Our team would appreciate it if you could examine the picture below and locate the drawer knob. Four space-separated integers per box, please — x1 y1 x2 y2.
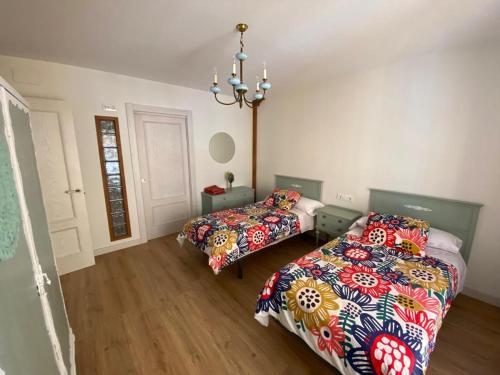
322 215 326 219
338 219 343 223
321 223 325 227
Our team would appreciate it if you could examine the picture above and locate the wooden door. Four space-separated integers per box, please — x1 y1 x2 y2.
27 98 94 275
134 112 192 239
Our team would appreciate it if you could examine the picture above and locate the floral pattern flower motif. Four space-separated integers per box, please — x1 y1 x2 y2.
348 313 424 375
223 213 248 227
330 241 385 268
395 228 428 256
363 221 396 247
393 284 442 316
339 265 391 298
394 306 437 345
321 254 350 269
208 253 226 272
247 225 270 251
286 278 339 329
209 230 237 256
293 256 317 269
304 264 337 282
333 284 377 318
378 269 410 285
256 271 295 314
196 224 212 241
263 215 281 224
311 315 345 357
397 262 449 292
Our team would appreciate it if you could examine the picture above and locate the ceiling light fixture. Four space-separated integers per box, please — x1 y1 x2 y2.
210 23 271 108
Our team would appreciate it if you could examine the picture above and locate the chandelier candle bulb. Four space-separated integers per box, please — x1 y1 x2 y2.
263 62 267 79
213 68 218 84
256 76 260 91
232 59 236 75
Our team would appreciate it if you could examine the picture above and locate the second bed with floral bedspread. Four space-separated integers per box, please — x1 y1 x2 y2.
177 202 301 274
255 232 458 375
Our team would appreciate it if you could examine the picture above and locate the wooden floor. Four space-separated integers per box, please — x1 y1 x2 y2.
61 234 500 375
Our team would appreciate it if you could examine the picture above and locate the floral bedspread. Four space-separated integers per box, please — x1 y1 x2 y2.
177 203 301 274
255 234 458 375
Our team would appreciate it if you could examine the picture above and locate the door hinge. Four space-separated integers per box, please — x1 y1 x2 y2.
35 264 52 297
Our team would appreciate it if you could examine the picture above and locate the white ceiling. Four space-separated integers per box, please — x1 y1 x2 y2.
1 0 500 94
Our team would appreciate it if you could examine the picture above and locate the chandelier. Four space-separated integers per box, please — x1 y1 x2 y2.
210 23 271 108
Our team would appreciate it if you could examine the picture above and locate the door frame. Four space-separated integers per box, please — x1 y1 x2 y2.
125 103 197 242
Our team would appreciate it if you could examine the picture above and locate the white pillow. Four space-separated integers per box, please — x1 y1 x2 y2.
294 197 325 216
349 215 368 229
427 228 462 254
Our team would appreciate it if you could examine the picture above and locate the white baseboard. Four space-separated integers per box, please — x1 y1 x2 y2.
94 237 147 256
462 287 500 307
69 328 76 375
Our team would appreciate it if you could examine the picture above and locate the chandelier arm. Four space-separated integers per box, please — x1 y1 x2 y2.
243 100 255 109
232 86 240 101
242 93 253 105
214 94 238 106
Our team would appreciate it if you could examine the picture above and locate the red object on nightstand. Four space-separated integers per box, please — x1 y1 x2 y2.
204 185 225 195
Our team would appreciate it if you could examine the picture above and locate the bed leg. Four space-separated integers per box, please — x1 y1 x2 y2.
237 262 243 279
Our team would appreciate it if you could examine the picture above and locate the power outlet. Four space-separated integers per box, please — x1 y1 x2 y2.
336 193 354 202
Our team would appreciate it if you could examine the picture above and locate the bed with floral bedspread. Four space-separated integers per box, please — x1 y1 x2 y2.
255 227 458 374
177 202 301 274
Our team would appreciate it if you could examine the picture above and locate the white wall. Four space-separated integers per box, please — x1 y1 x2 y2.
0 55 251 254
258 41 500 306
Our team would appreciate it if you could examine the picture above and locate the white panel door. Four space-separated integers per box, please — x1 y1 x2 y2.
27 98 95 275
135 112 192 239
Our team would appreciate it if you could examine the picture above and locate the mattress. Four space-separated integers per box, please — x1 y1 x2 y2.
291 207 315 233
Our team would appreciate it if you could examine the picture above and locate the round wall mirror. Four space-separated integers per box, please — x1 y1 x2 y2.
209 132 235 164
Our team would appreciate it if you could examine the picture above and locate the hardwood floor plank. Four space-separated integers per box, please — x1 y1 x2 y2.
61 234 500 374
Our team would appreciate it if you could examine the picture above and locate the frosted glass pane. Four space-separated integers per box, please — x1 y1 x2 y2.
100 120 115 134
101 134 117 147
112 213 125 226
107 175 121 187
113 224 127 237
105 162 120 174
104 148 118 161
108 187 122 200
110 199 124 213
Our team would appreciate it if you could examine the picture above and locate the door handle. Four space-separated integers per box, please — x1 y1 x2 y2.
65 189 82 194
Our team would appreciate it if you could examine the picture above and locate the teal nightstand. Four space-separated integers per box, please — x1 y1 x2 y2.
315 205 362 245
201 186 255 214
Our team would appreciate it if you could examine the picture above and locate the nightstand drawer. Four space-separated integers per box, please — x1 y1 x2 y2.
201 186 255 214
317 221 349 236
227 191 253 202
318 213 348 227
315 204 362 245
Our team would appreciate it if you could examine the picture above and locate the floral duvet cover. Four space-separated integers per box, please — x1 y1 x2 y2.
255 234 458 375
177 202 301 274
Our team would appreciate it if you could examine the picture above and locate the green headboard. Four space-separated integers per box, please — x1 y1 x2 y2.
369 189 482 263
275 175 323 201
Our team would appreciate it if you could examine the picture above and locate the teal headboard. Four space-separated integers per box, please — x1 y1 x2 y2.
275 175 323 201
369 189 482 263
